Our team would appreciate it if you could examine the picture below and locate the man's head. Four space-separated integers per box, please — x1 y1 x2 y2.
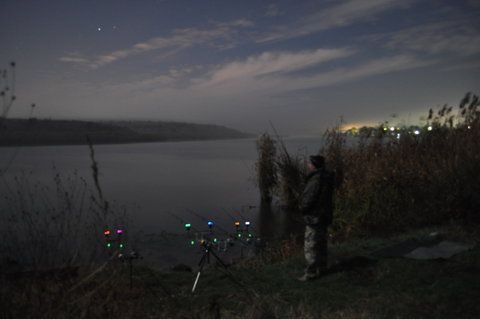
308 155 325 171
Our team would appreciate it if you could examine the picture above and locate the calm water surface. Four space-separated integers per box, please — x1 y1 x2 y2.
0 137 324 233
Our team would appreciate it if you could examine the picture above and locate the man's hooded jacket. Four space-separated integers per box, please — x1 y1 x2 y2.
299 168 334 225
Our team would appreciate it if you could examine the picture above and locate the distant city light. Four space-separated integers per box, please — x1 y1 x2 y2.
390 127 395 131
396 133 401 139
245 221 251 226
468 126 471 130
383 127 388 131
428 126 432 131
414 130 420 135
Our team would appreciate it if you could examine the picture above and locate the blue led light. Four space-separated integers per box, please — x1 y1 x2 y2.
207 221 214 227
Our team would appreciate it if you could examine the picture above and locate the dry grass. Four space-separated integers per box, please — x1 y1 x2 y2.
328 92 480 239
255 93 480 241
256 133 278 205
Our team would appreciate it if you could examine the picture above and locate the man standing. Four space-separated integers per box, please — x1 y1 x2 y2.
298 155 334 281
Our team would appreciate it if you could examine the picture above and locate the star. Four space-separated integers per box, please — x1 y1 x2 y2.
97 26 102 31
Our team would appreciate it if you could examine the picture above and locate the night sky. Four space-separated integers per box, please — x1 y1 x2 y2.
1 0 479 134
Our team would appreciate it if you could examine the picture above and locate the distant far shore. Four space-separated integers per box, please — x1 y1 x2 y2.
0 118 255 147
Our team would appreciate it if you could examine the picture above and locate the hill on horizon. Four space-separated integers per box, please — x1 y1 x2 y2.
0 118 254 147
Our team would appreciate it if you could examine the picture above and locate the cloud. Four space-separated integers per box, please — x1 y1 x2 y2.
59 56 90 63
281 55 434 91
385 21 480 56
104 49 433 102
60 19 254 69
98 47 354 99
265 4 282 17
192 54 434 97
440 60 480 72
198 48 354 87
257 0 415 42
105 67 197 93
216 18 254 28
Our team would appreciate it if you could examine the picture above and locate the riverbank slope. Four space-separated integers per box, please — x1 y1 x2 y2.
4 224 479 318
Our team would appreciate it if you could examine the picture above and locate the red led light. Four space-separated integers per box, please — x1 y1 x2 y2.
104 230 111 236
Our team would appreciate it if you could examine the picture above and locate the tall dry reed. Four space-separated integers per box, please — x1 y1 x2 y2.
328 92 480 238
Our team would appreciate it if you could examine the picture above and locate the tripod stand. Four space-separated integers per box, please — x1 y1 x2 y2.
118 251 141 289
192 241 246 293
118 251 172 298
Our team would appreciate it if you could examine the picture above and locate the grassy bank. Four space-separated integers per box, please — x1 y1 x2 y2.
3 224 479 318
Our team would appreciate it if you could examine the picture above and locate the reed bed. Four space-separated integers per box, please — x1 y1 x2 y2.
256 93 480 240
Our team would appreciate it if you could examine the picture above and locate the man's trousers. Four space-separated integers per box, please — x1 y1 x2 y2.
304 223 328 276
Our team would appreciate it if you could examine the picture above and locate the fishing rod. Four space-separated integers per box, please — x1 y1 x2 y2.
220 207 238 223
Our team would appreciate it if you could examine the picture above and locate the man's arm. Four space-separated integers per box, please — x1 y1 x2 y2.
299 175 321 215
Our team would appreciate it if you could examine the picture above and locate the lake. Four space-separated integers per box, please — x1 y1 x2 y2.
0 136 324 234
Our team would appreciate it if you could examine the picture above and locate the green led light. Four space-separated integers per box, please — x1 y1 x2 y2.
213 238 218 243
248 233 253 238
107 242 112 248
185 223 191 228
237 233 242 238
190 240 195 245
119 243 124 249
